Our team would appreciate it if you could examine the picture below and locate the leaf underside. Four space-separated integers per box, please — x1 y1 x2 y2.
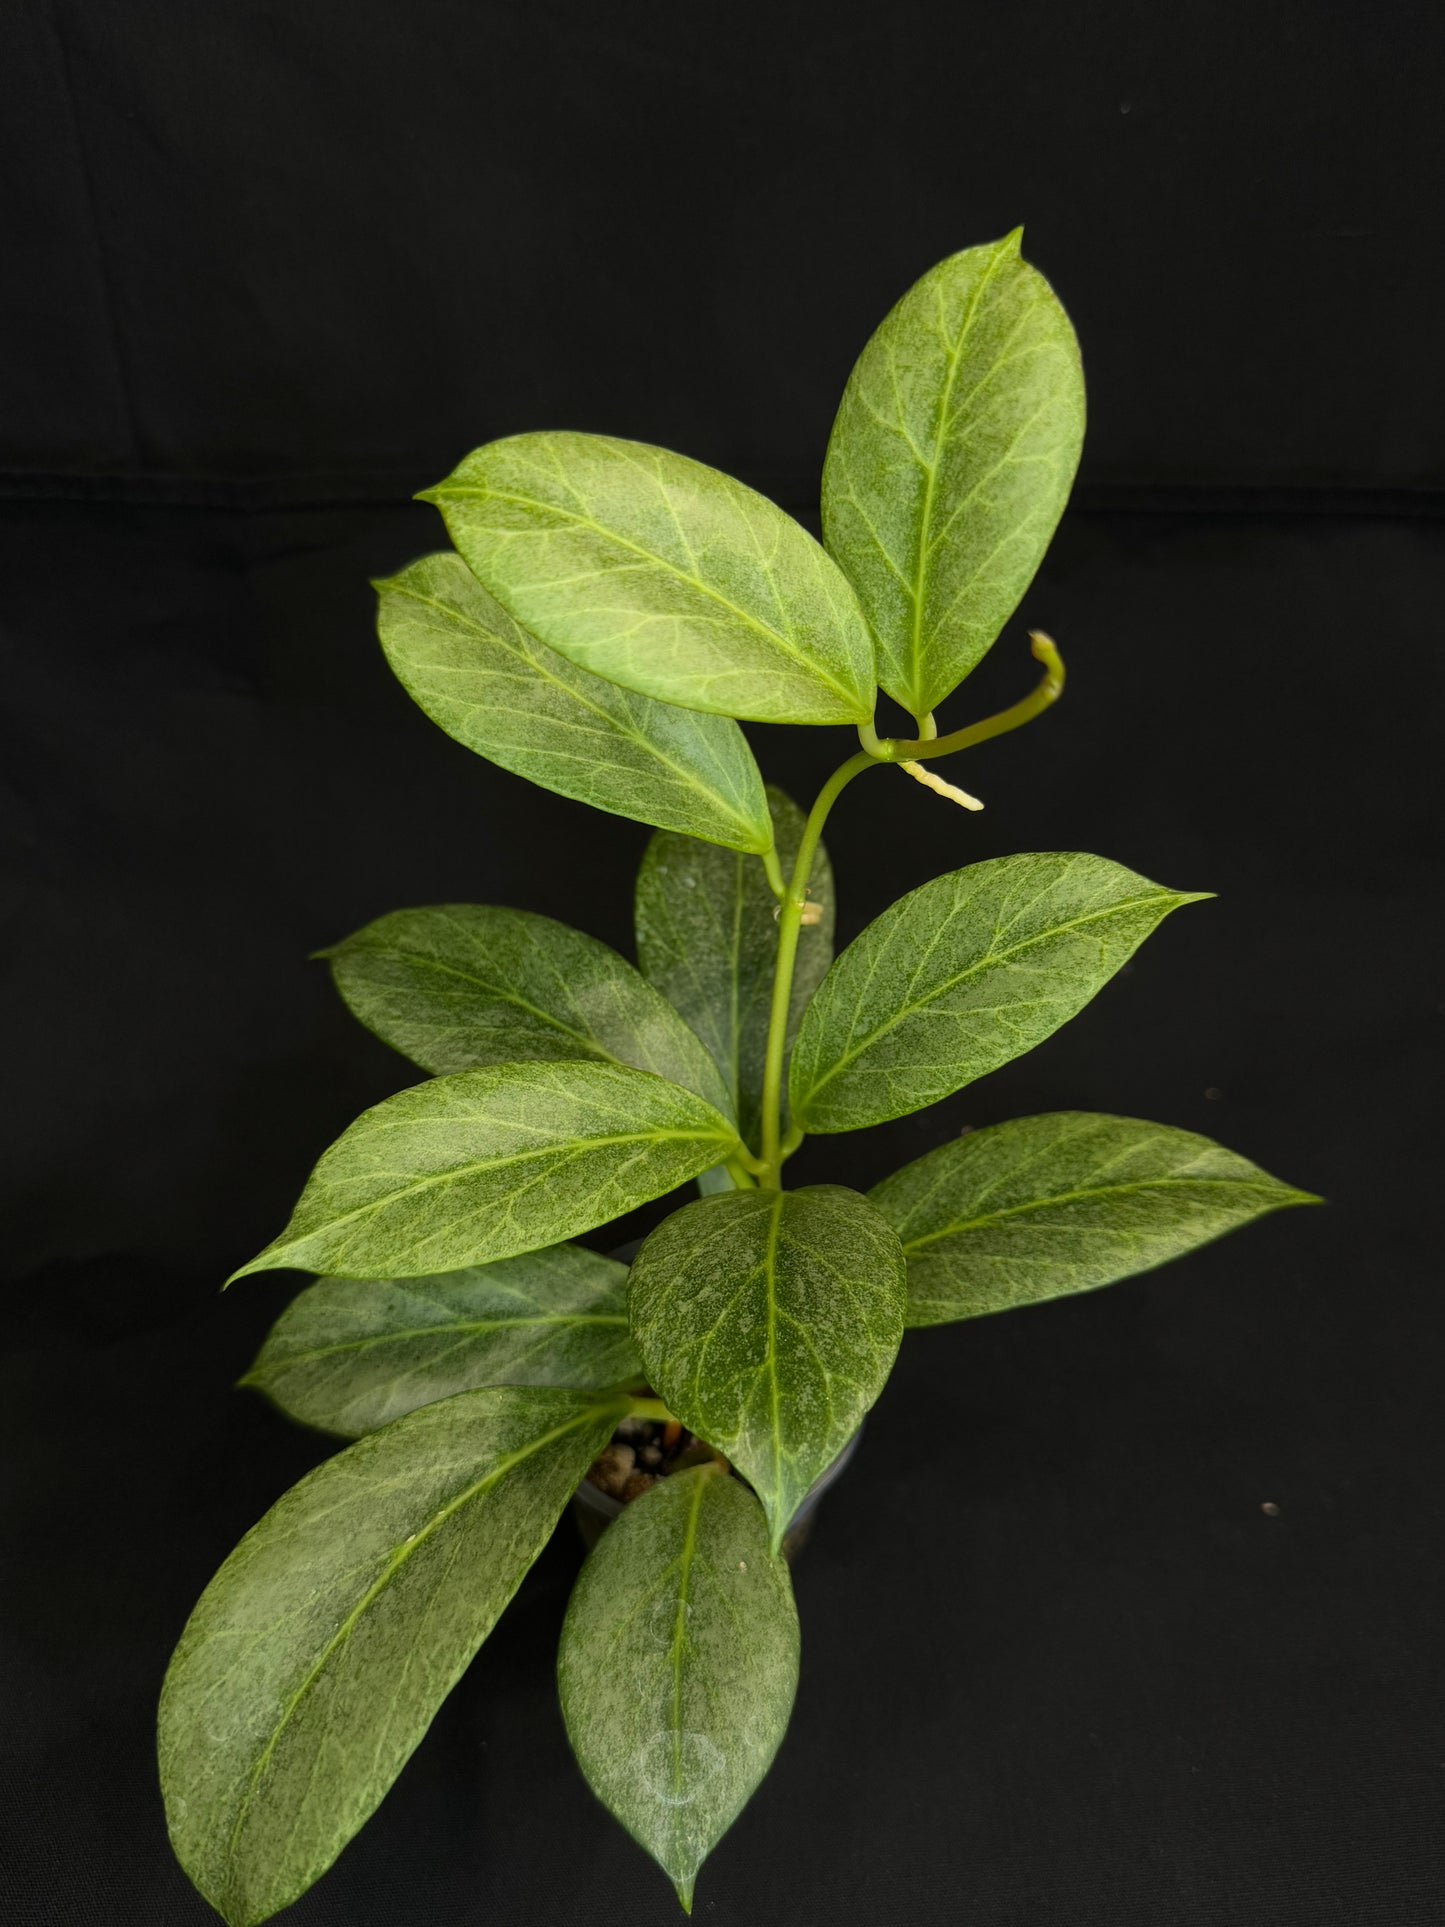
870 1111 1320 1325
376 552 772 851
558 1466 799 1911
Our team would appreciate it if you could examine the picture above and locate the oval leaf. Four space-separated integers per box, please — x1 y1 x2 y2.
558 1465 799 1911
160 1385 623 1927
635 787 835 1152
229 1061 739 1282
243 1245 641 1436
790 853 1207 1134
822 230 1085 720
871 1112 1320 1327
422 433 875 725
378 552 771 852
323 903 734 1119
628 1187 906 1549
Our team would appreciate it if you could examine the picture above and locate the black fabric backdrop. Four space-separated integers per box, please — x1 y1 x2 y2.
2 5 1442 1924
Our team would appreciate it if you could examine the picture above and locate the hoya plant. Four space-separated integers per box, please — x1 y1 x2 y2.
159 231 1315 1924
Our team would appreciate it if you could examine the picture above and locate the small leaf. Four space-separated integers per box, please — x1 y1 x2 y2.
323 903 734 1119
790 853 1207 1134
558 1465 799 1911
377 553 772 852
635 787 834 1152
627 1187 905 1550
422 434 875 725
871 1112 1320 1326
244 1245 641 1436
229 1062 739 1282
822 230 1085 719
160 1385 622 1927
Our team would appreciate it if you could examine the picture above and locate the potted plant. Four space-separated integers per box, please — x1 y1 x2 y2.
158 231 1316 1924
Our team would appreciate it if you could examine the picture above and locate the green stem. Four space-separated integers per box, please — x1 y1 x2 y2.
859 632 1065 764
724 1154 761 1188
627 1396 675 1423
760 843 787 900
757 749 877 1185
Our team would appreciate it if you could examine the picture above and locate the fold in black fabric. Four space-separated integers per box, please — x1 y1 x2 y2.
2 0 1443 495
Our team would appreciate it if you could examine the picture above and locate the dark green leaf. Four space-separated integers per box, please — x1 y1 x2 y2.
821 230 1085 719
160 1385 622 1927
229 1062 739 1282
558 1465 798 1911
323 903 733 1119
628 1187 906 1550
790 853 1206 1133
635 788 834 1152
422 434 875 725
871 1111 1320 1326
377 553 771 851
243 1245 640 1435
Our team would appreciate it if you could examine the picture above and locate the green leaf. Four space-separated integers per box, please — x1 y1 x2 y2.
790 853 1207 1134
229 1062 739 1282
635 787 835 1151
421 433 876 726
871 1112 1320 1327
558 1465 799 1911
160 1385 622 1927
627 1187 906 1551
243 1245 641 1436
322 903 734 1120
821 230 1085 720
377 553 771 852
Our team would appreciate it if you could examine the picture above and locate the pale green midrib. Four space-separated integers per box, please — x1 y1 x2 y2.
389 582 763 839
669 1472 710 1812
799 890 1191 1104
902 242 1012 706
221 1399 620 1891
248 1313 631 1372
436 484 866 713
899 1175 1300 1252
251 1120 737 1265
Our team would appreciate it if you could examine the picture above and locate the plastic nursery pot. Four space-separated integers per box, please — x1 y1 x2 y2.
571 1421 865 1563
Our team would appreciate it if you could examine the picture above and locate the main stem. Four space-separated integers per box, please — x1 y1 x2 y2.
757 749 876 1185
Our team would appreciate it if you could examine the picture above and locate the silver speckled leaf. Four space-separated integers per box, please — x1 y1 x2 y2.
423 433 875 725
161 1386 623 1927
558 1466 798 1911
790 854 1206 1133
822 230 1085 720
323 903 734 1120
377 552 771 851
230 1062 738 1282
635 788 835 1153
627 1186 906 1549
244 1244 640 1435
871 1111 1319 1326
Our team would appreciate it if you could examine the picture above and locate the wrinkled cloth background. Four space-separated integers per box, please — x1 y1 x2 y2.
2 4 1440 1922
